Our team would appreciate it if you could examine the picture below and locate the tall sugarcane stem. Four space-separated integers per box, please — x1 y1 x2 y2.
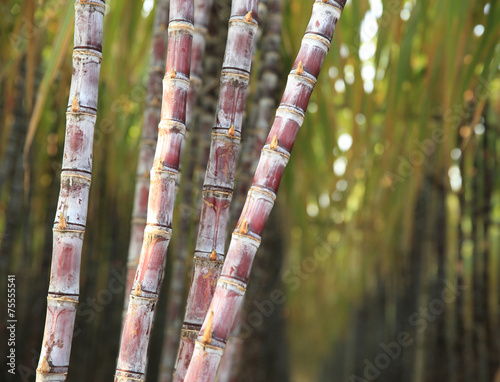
123 0 170 320
36 1 105 381
183 1 346 381
157 0 214 380
217 0 283 377
115 1 194 381
172 0 259 380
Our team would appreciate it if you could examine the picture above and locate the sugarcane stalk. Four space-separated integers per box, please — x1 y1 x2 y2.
194 18 229 199
115 1 194 380
217 0 283 378
173 1 259 380
157 0 214 380
158 20 228 379
230 0 281 227
159 20 228 379
123 0 170 316
184 1 346 380
36 1 105 381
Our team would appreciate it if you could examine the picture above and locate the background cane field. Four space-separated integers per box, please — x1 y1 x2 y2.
1 0 500 381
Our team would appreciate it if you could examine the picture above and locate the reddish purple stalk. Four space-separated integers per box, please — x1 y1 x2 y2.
217 0 283 377
115 0 194 380
124 0 170 315
36 1 105 380
157 0 214 380
184 1 346 380
173 1 259 380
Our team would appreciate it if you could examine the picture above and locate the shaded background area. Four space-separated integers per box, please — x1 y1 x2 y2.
1 0 499 381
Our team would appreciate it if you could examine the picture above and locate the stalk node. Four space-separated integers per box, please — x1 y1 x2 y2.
167 68 177 78
72 95 79 112
39 356 51 373
210 250 217 261
202 309 214 345
270 135 278 150
296 61 304 75
134 283 142 296
58 212 67 230
239 219 249 234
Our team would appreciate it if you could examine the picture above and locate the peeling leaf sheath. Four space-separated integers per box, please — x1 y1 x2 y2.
184 1 346 381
